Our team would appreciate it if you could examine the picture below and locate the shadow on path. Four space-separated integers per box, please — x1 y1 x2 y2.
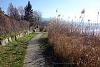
38 38 77 67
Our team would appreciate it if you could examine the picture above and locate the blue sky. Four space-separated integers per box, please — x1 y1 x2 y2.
1 0 100 22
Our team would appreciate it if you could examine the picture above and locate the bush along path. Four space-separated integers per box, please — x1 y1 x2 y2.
23 33 51 67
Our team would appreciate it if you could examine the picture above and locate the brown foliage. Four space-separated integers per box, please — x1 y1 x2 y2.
0 14 29 35
48 19 100 67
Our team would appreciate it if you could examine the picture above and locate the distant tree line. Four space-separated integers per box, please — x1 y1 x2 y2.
7 1 41 27
0 1 45 35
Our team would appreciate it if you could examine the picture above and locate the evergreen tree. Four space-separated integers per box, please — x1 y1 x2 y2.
0 7 4 15
24 1 33 22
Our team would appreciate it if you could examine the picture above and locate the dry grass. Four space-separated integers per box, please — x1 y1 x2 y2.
48 19 100 67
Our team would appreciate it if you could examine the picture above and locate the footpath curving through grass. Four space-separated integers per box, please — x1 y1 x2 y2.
0 32 37 67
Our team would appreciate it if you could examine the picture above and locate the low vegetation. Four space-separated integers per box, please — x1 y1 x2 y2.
48 19 100 67
39 32 48 50
38 32 54 67
0 33 37 67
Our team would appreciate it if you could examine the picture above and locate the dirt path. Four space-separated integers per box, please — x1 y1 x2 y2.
23 33 49 67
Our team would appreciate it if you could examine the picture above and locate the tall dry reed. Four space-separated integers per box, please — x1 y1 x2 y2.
48 18 100 67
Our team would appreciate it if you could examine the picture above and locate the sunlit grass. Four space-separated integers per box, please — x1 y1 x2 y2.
39 32 48 49
0 33 37 67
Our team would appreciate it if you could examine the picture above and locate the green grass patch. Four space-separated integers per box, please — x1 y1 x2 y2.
0 32 37 67
38 32 54 66
38 32 50 57
39 32 48 49
41 32 48 38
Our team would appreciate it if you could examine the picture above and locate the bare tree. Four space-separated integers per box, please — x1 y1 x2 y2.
7 3 20 20
33 11 42 25
18 6 25 20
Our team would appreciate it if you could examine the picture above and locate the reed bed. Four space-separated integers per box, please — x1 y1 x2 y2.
48 18 100 67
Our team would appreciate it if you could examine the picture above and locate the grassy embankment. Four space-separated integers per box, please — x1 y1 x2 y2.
0 32 37 67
